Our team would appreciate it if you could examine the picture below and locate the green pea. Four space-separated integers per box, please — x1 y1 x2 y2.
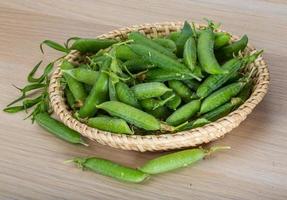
96 101 161 131
175 21 193 57
115 81 141 109
131 82 172 100
139 146 230 174
152 38 177 52
200 81 245 114
62 68 99 85
214 32 231 49
70 38 117 53
128 32 177 59
197 28 227 74
166 99 200 126
78 58 111 118
183 37 197 71
168 80 196 102
70 157 149 183
115 45 139 61
87 115 133 134
162 91 182 110
34 113 87 145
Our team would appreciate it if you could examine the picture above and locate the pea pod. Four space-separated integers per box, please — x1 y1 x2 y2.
140 94 174 111
116 81 141 109
214 32 231 49
167 31 180 42
216 35 248 61
34 113 87 145
65 87 76 110
96 101 161 131
128 32 177 58
70 157 149 183
183 37 197 71
139 146 230 174
129 44 201 81
168 80 196 102
145 68 192 82
147 106 170 120
3 95 42 113
200 81 245 114
166 99 200 126
131 82 172 100
70 38 117 53
197 28 227 74
78 58 111 118
62 68 99 85
108 77 118 101
153 38 177 52
175 21 193 57
124 59 154 72
182 79 200 90
162 91 182 110
88 115 133 134
115 45 139 61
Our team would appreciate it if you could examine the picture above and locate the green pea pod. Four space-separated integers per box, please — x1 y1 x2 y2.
70 157 149 183
175 21 193 57
115 81 141 109
128 32 177 59
65 87 76 110
40 40 69 54
115 45 139 61
140 94 174 111
87 115 133 134
166 99 201 126
129 44 201 81
152 38 177 52
193 65 204 79
124 59 154 72
3 106 25 113
200 81 245 114
168 80 196 102
216 35 248 61
34 113 87 145
182 79 200 90
237 81 253 102
214 32 231 49
162 91 182 110
62 68 99 85
70 38 117 53
108 77 118 101
197 28 228 74
97 101 161 131
183 37 197 71
145 68 193 82
131 82 172 100
147 106 170 120
167 31 180 42
78 58 111 118
139 146 230 174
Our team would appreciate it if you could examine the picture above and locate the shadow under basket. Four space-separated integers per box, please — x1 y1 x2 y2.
48 21 270 152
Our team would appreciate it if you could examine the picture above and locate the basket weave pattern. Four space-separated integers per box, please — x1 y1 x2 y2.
48 22 269 152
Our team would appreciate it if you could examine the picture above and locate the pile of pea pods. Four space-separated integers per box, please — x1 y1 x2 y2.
59 21 261 135
4 20 262 183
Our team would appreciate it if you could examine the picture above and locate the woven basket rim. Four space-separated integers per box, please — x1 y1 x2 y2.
48 21 270 152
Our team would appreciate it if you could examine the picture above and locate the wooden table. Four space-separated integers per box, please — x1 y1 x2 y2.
0 1 286 199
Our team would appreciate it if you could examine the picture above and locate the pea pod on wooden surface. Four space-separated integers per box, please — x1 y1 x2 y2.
166 99 201 126
116 81 141 109
34 113 87 145
128 32 177 59
139 146 230 174
70 157 149 183
168 80 196 102
70 38 117 53
131 82 172 100
88 115 133 134
197 28 228 74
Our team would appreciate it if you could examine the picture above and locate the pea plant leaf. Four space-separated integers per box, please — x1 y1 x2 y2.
40 40 69 54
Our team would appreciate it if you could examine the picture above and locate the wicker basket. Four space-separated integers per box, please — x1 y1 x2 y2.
48 22 269 152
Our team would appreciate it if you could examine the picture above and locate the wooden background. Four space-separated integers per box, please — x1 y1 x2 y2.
0 0 286 199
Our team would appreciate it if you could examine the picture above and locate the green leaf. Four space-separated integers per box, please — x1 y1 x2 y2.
28 62 54 83
40 40 69 54
3 106 24 113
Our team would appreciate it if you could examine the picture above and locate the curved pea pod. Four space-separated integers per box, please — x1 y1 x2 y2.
147 106 170 120
128 44 201 81
78 59 111 118
197 28 228 75
128 32 177 58
139 146 230 174
168 80 196 102
131 82 172 100
152 38 177 52
115 45 139 61
196 58 243 98
145 68 192 82
162 91 182 110
216 35 248 61
70 157 149 183
182 79 200 90
175 21 193 57
200 81 245 114
124 59 154 72
166 99 200 126
183 37 197 71
167 31 180 42
70 38 117 53
214 32 231 49
96 101 161 131
87 115 133 134
34 113 87 145
115 81 141 109
62 68 99 85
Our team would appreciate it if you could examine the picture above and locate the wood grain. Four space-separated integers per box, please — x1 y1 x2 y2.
0 0 286 199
